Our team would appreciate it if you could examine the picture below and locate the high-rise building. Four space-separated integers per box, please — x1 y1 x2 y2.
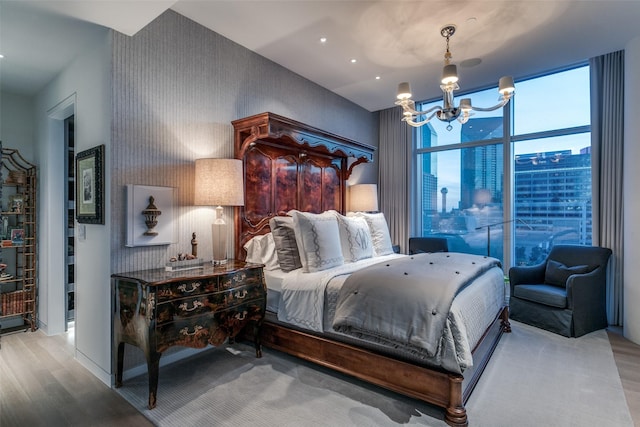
419 123 439 232
514 149 592 246
460 117 504 209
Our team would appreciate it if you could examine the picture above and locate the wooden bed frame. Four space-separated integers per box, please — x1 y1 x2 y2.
232 112 511 426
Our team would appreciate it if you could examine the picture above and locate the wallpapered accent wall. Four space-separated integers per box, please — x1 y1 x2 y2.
110 10 378 275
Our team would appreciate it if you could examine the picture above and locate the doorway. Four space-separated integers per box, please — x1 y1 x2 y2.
64 116 75 326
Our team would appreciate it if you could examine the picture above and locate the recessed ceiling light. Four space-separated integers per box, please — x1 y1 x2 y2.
460 58 482 68
350 58 357 63
319 37 327 44
0 54 4 59
375 76 381 80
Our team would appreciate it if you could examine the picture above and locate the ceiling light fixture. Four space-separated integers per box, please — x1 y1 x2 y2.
395 25 515 131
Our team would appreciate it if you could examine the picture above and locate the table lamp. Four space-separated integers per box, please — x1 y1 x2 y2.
194 158 244 264
349 184 379 213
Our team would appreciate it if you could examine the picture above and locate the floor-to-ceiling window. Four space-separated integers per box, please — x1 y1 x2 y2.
414 65 591 267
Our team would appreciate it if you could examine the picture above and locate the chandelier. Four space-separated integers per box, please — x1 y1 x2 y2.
395 25 515 131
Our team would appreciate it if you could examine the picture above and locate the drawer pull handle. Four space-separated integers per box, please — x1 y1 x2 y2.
234 290 247 299
234 311 248 321
178 282 201 293
178 300 204 312
179 325 204 336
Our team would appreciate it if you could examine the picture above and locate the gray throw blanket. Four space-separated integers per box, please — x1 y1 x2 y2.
332 253 501 357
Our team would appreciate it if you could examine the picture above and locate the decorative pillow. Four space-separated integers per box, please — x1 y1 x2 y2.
334 213 373 262
348 212 394 256
269 216 302 272
544 260 591 287
243 233 279 271
289 210 344 273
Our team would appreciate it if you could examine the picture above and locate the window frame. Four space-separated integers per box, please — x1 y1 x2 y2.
411 63 591 269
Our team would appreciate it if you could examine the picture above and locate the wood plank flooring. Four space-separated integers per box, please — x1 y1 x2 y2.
0 326 638 426
0 328 151 427
608 327 640 426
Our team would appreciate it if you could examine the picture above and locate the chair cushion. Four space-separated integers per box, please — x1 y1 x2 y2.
544 260 590 287
513 284 568 308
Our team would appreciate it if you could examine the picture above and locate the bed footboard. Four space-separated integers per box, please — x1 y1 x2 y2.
256 305 509 427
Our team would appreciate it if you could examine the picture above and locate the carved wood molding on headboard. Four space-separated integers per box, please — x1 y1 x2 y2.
232 112 376 260
232 112 375 177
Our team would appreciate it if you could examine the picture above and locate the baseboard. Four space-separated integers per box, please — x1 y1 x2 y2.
76 348 111 386
120 346 212 383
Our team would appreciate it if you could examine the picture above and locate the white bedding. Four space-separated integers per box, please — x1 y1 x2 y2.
264 254 507 373
264 268 287 313
277 254 404 331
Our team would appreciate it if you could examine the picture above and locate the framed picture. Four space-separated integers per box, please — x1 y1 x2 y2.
9 195 25 213
10 228 25 246
125 185 176 247
76 144 104 224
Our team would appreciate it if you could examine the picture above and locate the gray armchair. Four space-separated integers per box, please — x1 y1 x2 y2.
408 237 449 254
508 244 612 337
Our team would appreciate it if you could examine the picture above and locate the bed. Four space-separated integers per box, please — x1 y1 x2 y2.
232 112 511 426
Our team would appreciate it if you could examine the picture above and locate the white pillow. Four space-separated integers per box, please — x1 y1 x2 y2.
243 233 280 271
348 212 394 256
334 213 373 262
289 210 344 272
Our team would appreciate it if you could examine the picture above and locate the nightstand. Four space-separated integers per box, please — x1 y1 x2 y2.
112 260 266 409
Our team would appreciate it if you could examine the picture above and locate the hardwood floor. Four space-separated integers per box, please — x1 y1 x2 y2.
0 326 638 426
608 327 640 426
0 327 152 427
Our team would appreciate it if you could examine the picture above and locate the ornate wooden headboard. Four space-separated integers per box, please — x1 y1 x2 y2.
232 112 375 260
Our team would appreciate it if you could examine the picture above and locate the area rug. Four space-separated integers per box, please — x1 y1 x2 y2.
116 321 633 426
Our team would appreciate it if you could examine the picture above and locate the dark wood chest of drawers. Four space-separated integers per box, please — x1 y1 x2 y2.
112 261 266 409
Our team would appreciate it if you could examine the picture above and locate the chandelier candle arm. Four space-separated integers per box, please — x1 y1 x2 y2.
394 25 515 130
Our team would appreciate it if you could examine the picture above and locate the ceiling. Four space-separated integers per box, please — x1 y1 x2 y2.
1 1 640 112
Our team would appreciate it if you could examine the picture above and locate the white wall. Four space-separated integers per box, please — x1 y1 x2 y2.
34 29 112 383
623 36 640 345
0 92 36 159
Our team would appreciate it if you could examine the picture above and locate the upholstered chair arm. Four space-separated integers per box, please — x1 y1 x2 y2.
565 266 606 311
508 262 546 295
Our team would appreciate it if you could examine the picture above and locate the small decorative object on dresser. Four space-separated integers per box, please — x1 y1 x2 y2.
112 260 266 409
